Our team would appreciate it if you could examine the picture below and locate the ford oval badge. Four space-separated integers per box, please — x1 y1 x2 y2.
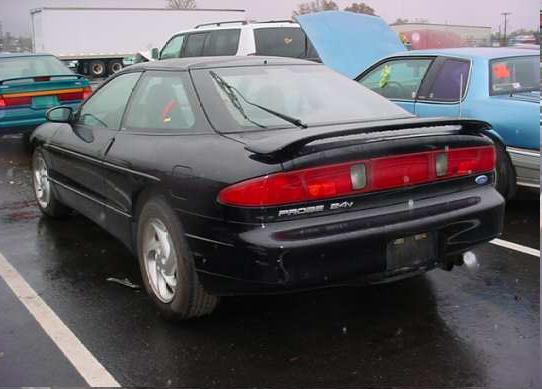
475 175 489 185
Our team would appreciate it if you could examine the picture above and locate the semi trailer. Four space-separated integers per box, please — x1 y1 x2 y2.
30 7 246 78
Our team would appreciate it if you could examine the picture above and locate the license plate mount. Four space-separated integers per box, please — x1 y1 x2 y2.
386 232 436 271
32 95 58 109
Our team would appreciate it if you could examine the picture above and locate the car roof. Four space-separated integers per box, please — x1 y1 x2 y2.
125 55 316 72
171 20 300 36
0 52 55 59
392 47 540 60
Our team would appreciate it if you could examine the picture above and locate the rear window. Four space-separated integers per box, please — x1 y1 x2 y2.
489 56 539 95
194 64 409 132
0 55 72 80
254 27 319 59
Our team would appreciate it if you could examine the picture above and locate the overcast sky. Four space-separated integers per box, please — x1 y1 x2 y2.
0 0 539 36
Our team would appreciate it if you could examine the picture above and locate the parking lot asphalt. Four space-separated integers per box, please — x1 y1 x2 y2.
0 134 539 388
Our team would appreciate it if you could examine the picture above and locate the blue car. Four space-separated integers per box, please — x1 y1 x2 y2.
0 53 91 136
297 12 540 198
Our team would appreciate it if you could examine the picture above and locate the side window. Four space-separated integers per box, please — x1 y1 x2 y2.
160 35 185 60
78 72 140 129
202 29 241 56
123 71 196 132
419 59 470 102
183 33 209 57
359 59 433 100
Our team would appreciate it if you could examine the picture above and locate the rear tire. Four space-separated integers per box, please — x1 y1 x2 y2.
495 143 517 200
137 196 219 320
31 148 71 218
107 60 123 75
89 60 106 78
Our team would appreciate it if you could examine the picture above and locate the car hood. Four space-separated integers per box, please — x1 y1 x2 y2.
297 11 405 78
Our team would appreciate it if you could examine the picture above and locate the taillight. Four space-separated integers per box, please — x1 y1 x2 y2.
0 95 32 108
82 86 92 100
218 146 496 207
58 86 92 102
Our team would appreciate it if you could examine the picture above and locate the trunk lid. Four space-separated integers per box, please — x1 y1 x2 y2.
296 11 405 78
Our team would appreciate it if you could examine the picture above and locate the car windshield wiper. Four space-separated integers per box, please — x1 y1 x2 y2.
210 71 308 129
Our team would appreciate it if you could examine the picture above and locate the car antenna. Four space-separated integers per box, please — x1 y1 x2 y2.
458 72 464 118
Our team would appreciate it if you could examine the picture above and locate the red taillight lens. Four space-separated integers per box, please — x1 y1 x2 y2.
447 146 496 176
0 95 32 107
218 146 496 207
82 86 92 100
58 92 82 101
58 86 92 102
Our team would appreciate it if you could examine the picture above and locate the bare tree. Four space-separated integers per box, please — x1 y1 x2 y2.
344 2 376 15
293 0 338 16
167 0 197 9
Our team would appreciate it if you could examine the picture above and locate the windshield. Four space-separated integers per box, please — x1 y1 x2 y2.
489 56 539 95
195 64 410 132
0 55 73 80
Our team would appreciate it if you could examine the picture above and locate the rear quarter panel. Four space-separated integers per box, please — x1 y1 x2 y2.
456 56 539 150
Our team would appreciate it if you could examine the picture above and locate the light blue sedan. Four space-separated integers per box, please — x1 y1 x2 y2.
355 48 539 197
297 12 540 198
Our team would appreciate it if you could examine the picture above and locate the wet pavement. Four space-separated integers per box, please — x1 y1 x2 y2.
0 134 539 387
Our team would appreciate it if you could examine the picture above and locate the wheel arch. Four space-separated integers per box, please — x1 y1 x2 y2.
129 185 174 250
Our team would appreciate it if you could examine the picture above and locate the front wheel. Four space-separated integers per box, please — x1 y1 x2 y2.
137 197 219 320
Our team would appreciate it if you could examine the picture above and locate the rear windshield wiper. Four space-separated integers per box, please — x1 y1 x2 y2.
210 71 267 129
210 71 308 129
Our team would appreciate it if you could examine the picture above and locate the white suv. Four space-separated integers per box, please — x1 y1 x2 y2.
156 20 320 61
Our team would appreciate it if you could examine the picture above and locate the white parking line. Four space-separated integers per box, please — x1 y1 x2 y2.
490 239 540 258
0 252 120 387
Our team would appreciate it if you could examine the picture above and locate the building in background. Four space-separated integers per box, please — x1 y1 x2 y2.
391 22 492 49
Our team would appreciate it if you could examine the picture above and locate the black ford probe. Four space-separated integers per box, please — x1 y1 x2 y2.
30 57 504 319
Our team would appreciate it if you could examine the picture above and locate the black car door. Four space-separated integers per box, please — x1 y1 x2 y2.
47 72 141 227
101 70 208 247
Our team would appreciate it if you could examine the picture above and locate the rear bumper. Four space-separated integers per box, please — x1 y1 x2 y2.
186 186 504 295
508 147 540 188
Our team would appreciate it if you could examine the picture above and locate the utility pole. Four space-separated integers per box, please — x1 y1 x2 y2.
501 12 511 46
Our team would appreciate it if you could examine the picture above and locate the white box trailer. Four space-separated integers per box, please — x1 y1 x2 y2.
30 7 247 77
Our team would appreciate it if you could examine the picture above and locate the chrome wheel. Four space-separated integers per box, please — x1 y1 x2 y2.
33 154 51 209
142 218 178 303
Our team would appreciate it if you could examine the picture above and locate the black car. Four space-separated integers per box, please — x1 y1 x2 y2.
30 56 504 320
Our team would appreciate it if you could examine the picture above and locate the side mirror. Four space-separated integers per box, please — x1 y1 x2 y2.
46 106 73 123
151 47 159 60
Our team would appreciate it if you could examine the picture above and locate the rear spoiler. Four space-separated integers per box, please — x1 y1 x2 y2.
0 74 86 85
244 117 492 158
